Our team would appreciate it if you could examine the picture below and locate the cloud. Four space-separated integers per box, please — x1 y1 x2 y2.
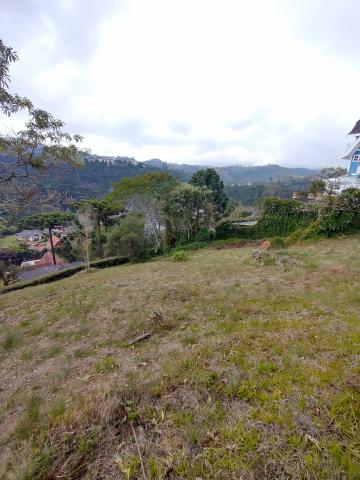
1 0 358 167
283 0 360 63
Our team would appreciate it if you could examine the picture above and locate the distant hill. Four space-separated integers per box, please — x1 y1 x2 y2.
144 158 317 184
1 152 318 200
215 164 318 184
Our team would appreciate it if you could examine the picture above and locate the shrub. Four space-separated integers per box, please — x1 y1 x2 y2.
215 221 257 240
105 214 148 259
318 189 360 236
194 228 212 242
263 254 276 266
256 198 316 237
270 237 286 249
2 331 19 350
173 250 189 262
173 242 206 251
286 221 323 244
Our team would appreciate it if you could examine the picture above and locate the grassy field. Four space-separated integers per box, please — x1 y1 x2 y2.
0 235 23 251
0 237 360 479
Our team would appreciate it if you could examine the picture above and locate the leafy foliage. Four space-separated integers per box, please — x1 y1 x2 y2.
225 177 314 206
71 199 120 259
110 172 177 251
309 179 326 195
255 198 316 237
0 40 82 225
0 40 32 115
106 214 147 258
164 184 214 246
189 168 228 215
19 212 73 234
172 250 189 262
318 188 360 236
110 171 177 202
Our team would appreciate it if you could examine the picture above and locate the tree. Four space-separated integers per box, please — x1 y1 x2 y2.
106 214 147 258
189 168 228 216
320 167 347 179
309 179 326 196
0 40 83 220
19 211 74 265
0 40 32 116
0 111 83 184
163 184 214 245
109 172 177 250
72 199 120 259
76 205 95 271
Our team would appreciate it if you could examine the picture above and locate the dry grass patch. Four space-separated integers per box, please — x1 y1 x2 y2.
0 237 360 478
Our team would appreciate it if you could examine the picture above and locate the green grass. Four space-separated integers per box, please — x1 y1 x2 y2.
0 235 23 251
94 356 117 373
0 236 360 479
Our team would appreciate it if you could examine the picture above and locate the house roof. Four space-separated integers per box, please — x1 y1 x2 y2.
341 135 360 160
49 235 61 247
348 120 360 135
16 229 43 240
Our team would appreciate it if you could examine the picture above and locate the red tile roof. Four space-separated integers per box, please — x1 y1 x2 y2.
47 235 61 249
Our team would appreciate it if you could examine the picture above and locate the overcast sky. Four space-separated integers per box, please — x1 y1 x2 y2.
1 0 360 167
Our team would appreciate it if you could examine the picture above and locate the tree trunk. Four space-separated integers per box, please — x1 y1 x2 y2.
128 241 135 257
97 219 103 259
48 226 56 265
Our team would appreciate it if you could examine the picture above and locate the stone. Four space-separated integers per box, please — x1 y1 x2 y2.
259 240 271 250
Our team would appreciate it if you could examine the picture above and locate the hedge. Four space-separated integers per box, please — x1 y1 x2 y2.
1 256 129 294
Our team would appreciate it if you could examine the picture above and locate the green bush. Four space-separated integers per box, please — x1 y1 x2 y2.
173 242 207 251
90 256 129 269
255 198 316 237
319 189 360 236
270 237 286 249
286 221 323 244
172 250 189 262
105 214 148 259
215 221 257 240
194 228 212 242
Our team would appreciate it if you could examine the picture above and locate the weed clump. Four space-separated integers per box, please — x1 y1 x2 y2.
270 237 286 249
172 250 189 262
2 331 20 350
95 356 117 373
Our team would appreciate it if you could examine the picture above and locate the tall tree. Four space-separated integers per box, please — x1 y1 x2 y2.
189 168 228 216
19 211 73 265
109 172 177 250
76 205 94 271
163 184 214 245
72 199 120 259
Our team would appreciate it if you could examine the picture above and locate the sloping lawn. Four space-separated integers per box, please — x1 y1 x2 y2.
0 235 23 251
0 236 359 479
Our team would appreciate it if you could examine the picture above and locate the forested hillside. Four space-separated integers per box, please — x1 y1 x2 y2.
32 153 318 201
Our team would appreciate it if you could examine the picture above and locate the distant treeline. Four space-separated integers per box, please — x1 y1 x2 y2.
225 177 314 206
37 155 317 202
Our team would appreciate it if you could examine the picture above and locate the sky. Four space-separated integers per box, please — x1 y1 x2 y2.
1 0 360 168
